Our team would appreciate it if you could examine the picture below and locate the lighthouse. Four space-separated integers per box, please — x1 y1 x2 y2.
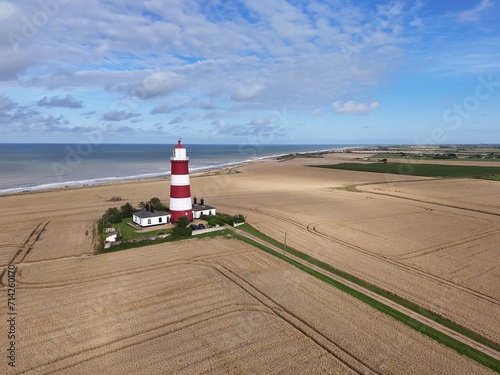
169 139 193 222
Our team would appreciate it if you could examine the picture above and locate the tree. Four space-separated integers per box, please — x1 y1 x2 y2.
176 216 189 228
120 202 135 218
105 207 120 216
149 197 161 207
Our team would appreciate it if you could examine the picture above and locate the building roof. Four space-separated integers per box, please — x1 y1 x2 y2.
134 209 169 219
174 139 185 149
192 204 216 212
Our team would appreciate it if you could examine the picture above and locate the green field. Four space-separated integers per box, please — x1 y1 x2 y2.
371 153 500 162
312 163 500 178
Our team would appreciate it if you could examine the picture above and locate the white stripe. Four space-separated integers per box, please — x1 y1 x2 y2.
171 174 190 186
169 197 192 211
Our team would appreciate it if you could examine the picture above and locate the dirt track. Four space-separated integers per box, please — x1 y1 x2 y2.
231 228 500 361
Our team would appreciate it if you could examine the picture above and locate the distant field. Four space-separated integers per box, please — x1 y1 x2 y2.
313 162 500 178
371 153 500 162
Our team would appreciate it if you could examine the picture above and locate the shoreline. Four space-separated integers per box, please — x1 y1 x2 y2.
0 146 344 197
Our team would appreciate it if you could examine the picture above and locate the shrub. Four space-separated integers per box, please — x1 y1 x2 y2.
172 226 192 238
207 218 224 227
176 216 190 228
103 214 121 224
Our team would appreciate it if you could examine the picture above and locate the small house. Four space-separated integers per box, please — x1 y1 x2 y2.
133 205 171 227
192 197 216 219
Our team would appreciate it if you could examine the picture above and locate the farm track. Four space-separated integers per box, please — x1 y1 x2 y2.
356 184 500 218
12 248 253 289
231 228 500 362
306 223 500 306
0 220 50 285
248 205 499 307
208 261 379 375
395 227 500 260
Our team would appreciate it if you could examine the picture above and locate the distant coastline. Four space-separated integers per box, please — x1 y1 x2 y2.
0 143 344 195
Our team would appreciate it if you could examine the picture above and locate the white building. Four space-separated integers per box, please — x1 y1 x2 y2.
192 197 216 219
133 209 171 227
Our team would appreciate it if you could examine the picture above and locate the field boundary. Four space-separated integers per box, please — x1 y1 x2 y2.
231 224 500 372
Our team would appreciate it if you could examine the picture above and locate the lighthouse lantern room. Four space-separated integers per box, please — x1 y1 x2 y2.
169 139 193 222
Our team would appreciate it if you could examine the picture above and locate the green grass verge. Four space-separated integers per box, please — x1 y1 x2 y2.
98 228 231 254
480 175 500 181
233 231 500 372
312 162 500 179
237 223 500 353
113 218 173 239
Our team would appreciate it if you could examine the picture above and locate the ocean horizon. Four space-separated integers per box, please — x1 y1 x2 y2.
0 143 349 194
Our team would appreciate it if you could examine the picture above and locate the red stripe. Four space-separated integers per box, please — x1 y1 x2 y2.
171 161 189 175
170 210 193 222
170 185 191 198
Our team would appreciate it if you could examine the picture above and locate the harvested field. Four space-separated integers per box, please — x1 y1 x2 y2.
3 238 494 374
0 152 498 373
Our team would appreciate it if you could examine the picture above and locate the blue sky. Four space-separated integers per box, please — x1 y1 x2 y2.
0 0 499 144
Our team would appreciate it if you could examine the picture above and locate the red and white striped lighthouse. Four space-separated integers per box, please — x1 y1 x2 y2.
169 139 193 222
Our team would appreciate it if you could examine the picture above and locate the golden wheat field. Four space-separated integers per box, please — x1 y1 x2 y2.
1 237 494 374
0 152 498 373
199 155 500 342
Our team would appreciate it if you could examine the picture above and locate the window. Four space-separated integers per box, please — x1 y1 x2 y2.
148 219 151 225
159 217 162 223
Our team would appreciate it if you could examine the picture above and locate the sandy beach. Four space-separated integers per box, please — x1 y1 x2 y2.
0 151 498 374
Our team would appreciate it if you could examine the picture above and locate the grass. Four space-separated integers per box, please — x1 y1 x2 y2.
312 162 500 179
333 184 360 192
237 223 500 353
480 175 500 181
232 229 500 373
98 228 231 254
113 218 172 239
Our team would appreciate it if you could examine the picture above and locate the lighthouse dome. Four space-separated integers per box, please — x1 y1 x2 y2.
171 139 188 160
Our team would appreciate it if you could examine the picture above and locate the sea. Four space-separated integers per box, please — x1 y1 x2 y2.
0 143 346 194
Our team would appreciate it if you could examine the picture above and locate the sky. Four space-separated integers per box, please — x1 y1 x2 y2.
0 0 499 144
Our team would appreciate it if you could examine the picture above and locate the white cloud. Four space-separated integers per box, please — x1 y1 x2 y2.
332 100 380 115
231 84 264 101
311 108 324 116
102 110 141 122
134 71 185 99
457 0 494 23
0 1 17 20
